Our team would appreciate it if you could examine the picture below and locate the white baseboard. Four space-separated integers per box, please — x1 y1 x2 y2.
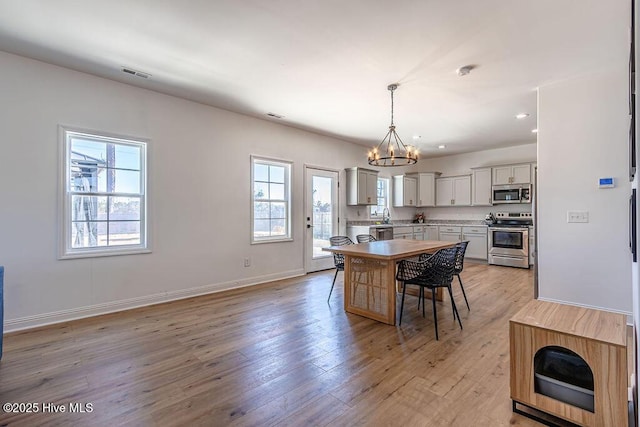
537 296 634 325
4 269 305 333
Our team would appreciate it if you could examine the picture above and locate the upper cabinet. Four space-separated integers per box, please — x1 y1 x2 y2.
471 167 492 206
435 175 471 206
492 163 531 185
393 175 417 207
346 167 378 205
407 172 440 207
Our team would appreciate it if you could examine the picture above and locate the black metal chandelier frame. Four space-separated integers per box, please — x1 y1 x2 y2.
368 83 418 167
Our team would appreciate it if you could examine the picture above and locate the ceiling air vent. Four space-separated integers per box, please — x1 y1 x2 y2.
266 112 283 119
122 67 151 79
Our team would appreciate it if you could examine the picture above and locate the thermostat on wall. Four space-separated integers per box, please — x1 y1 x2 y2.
598 177 615 188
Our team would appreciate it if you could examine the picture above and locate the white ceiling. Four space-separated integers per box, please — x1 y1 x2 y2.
0 1 628 156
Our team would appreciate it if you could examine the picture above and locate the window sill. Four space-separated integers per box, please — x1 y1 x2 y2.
59 247 151 260
251 237 294 245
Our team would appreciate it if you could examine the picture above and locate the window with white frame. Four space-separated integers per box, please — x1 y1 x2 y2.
60 127 148 258
251 156 292 243
370 177 389 217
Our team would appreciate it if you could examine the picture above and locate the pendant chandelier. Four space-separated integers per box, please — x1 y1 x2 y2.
368 83 418 167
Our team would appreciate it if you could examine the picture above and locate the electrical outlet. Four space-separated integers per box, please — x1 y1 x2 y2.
567 211 589 223
244 257 251 267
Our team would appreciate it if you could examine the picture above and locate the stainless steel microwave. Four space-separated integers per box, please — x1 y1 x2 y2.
492 184 531 204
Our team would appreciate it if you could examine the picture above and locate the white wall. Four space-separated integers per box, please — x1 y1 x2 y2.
0 52 377 330
537 67 632 314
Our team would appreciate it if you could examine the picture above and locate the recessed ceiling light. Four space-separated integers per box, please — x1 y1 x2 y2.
516 113 529 119
531 129 538 133
413 135 422 140
438 145 446 149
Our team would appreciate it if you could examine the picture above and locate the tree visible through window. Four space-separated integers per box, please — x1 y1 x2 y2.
61 128 147 258
252 156 292 243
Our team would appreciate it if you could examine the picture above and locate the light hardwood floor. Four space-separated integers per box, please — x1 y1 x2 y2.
0 263 578 426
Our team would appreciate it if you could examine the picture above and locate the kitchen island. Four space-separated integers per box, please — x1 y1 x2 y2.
323 239 456 325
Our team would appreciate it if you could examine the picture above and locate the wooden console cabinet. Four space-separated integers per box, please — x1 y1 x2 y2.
509 300 628 426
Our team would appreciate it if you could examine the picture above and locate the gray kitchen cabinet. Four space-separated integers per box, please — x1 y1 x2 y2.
393 175 417 207
492 163 531 185
408 172 440 207
471 167 492 206
438 225 462 243
412 225 425 240
393 226 413 240
346 167 378 205
436 175 471 206
461 226 488 260
424 225 439 240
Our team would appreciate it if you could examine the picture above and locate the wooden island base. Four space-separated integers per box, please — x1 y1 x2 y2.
324 240 455 325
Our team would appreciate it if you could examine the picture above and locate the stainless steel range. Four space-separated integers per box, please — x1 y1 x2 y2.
488 212 533 269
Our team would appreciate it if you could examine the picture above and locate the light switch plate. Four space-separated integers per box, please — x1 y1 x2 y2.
567 211 589 223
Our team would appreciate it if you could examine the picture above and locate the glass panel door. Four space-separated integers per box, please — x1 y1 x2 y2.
305 167 338 272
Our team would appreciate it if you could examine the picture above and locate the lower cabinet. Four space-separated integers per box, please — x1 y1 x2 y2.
438 226 462 243
424 225 439 240
413 225 425 240
392 225 430 240
393 227 413 240
438 225 488 260
462 226 488 260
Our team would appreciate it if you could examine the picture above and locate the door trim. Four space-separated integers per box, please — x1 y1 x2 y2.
304 164 340 274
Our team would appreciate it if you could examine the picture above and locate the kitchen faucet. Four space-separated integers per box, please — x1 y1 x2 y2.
383 207 390 224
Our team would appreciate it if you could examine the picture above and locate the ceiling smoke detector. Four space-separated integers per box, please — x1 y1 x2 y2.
456 65 475 77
